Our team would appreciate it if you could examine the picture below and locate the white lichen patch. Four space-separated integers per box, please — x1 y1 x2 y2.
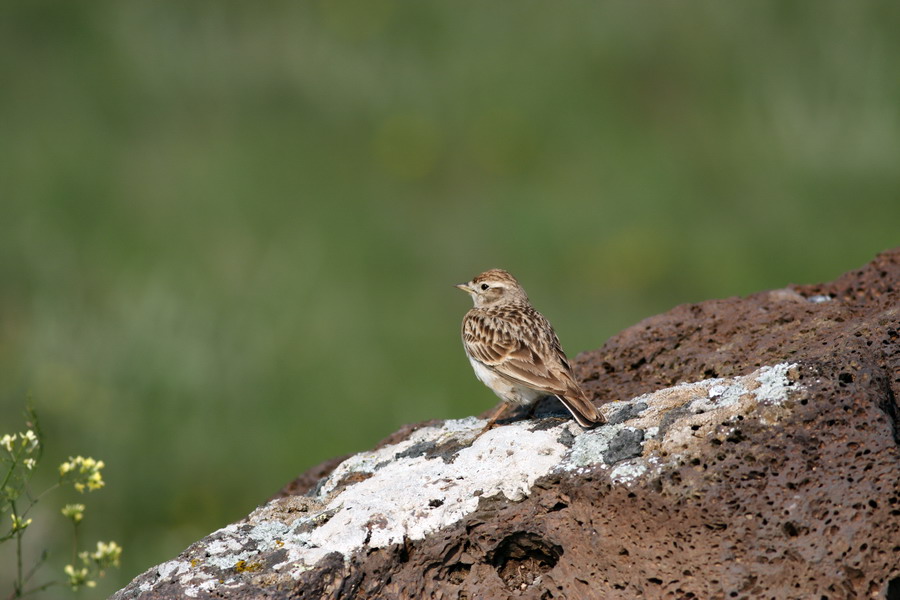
565 423 635 471
156 559 191 581
608 459 648 484
121 422 571 596
205 529 241 555
278 423 569 568
118 363 802 599
566 362 802 486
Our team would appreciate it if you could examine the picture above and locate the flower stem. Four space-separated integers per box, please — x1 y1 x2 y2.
12 500 23 598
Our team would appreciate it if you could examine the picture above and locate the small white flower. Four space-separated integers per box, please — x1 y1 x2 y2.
92 540 123 568
60 456 107 492
61 504 86 523
21 430 39 452
1 433 15 453
64 564 94 590
10 514 32 532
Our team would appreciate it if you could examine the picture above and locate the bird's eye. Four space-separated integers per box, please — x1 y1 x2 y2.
480 283 489 290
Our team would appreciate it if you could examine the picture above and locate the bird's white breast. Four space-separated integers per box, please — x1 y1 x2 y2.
467 356 544 406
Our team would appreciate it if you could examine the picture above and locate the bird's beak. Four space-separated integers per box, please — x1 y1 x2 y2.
455 282 473 294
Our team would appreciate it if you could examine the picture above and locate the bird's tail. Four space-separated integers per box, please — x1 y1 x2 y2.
555 393 606 428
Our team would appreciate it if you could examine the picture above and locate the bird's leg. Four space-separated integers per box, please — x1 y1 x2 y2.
480 403 511 434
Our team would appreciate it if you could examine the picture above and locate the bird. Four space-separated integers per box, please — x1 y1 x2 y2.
456 269 605 430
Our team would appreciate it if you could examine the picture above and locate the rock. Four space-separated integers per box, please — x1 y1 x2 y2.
112 250 900 600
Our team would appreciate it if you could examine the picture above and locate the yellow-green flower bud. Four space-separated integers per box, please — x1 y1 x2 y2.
61 504 86 524
10 514 32 532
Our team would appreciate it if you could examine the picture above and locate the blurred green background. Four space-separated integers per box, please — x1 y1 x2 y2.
1 1 898 597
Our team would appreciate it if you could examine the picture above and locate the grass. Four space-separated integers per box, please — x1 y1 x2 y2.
1 1 898 596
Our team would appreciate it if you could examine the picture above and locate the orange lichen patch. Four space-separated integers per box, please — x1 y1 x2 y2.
233 560 263 574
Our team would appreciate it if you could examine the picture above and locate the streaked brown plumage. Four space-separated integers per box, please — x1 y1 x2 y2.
456 269 605 428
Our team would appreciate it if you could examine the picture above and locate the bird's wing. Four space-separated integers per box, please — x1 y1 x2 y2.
462 308 580 398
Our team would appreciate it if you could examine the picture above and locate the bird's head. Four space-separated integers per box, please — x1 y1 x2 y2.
455 269 529 308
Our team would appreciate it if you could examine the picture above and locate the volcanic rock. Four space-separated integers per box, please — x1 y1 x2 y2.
112 249 900 600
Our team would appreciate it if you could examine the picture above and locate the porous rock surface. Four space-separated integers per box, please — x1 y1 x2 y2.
113 250 900 600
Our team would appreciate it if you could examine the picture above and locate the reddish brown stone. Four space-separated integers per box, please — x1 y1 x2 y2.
574 248 899 412
113 249 900 600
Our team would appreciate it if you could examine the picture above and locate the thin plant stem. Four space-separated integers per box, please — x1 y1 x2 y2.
11 499 23 598
17 581 57 599
1 462 16 497
72 522 80 566
19 483 60 520
23 550 48 587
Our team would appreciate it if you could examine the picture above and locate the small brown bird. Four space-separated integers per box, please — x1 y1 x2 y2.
456 269 605 429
